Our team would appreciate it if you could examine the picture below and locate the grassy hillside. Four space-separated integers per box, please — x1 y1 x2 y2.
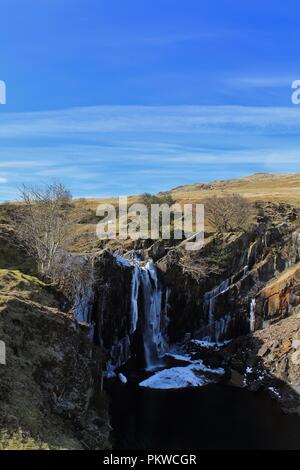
164 173 300 206
69 173 300 251
2 173 300 254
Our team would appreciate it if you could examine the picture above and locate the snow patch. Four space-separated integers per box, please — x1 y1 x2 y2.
139 361 224 390
164 352 192 363
190 339 230 349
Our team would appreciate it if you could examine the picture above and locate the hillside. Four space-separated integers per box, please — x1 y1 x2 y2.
2 173 300 254
69 173 300 251
1 173 300 449
163 173 300 206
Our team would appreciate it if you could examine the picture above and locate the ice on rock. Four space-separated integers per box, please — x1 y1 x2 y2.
139 360 224 390
249 298 256 332
118 373 128 384
203 279 231 342
130 266 140 334
115 255 134 268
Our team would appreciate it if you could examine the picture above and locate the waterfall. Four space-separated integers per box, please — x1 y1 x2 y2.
249 298 256 332
73 252 169 376
128 258 169 369
140 261 168 369
130 266 140 334
203 279 230 342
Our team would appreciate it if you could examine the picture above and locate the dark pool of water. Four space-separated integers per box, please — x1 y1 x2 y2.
106 380 300 450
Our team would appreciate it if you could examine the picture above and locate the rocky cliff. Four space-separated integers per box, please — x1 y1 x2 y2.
91 250 170 372
157 203 300 343
0 223 110 450
88 202 300 416
221 265 300 415
2 197 300 448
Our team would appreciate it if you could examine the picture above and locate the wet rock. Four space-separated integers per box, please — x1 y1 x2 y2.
228 370 245 388
145 240 166 261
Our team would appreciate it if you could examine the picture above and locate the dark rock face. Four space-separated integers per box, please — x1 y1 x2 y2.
157 229 262 342
157 209 300 343
91 205 300 356
84 204 300 420
92 251 134 369
145 240 166 262
221 312 300 415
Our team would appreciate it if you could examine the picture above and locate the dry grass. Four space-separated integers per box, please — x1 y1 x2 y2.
3 173 300 254
167 173 300 207
64 173 300 251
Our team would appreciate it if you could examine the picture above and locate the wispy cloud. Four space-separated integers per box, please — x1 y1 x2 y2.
226 76 294 89
0 105 300 200
1 105 300 139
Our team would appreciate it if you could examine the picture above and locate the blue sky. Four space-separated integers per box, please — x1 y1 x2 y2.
0 0 300 200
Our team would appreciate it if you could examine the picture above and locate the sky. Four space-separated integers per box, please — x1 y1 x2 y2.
0 0 300 200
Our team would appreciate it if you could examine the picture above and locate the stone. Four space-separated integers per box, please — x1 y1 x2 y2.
292 339 300 349
291 349 300 365
228 369 245 388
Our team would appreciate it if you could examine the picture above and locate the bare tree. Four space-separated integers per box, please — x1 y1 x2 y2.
178 251 210 282
50 251 94 316
165 244 226 284
10 183 74 280
205 193 254 233
139 192 174 208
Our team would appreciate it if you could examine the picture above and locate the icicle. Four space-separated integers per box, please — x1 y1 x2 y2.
74 279 94 324
141 261 167 369
130 266 140 334
285 259 292 269
249 298 256 332
214 315 231 342
243 265 249 276
203 279 230 341
114 254 169 370
164 287 171 318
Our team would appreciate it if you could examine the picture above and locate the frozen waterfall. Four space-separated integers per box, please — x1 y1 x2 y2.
128 258 169 369
130 266 140 334
249 298 256 332
141 261 168 368
203 279 230 342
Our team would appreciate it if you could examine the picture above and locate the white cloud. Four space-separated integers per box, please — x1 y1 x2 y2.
226 76 294 88
1 105 300 139
0 104 300 201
